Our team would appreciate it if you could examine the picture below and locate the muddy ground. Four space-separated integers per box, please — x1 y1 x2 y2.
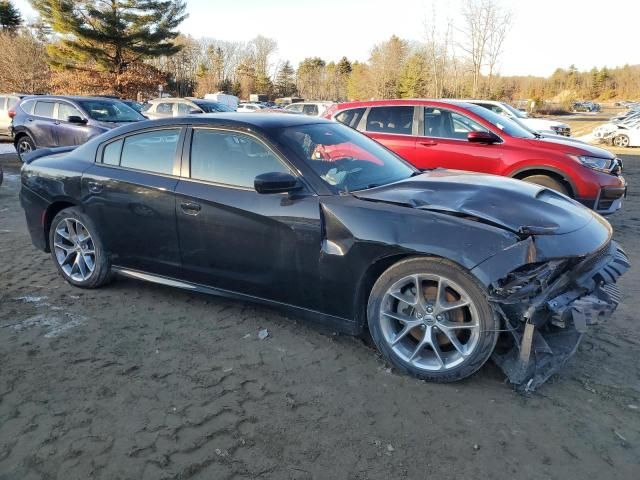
0 136 639 479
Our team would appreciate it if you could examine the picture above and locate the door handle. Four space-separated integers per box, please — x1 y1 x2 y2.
419 140 438 147
87 181 104 193
180 202 201 215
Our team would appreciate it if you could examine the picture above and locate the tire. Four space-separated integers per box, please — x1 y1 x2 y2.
612 134 630 148
520 174 569 196
367 257 499 383
49 207 111 288
15 134 36 161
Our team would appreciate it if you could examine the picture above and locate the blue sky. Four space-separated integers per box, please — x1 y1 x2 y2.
13 0 640 77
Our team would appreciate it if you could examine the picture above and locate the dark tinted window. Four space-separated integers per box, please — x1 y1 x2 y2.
366 106 414 135
57 102 83 121
190 130 288 188
193 101 234 113
103 139 123 165
335 108 366 129
120 129 180 174
302 104 319 116
34 101 56 118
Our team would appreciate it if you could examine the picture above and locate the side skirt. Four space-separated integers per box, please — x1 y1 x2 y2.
112 267 362 336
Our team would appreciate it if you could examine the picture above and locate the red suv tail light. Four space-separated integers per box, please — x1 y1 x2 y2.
8 109 16 119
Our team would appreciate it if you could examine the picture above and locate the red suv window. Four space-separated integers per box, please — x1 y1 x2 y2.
365 106 414 135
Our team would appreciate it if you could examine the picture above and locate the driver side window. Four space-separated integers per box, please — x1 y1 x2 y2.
424 108 488 140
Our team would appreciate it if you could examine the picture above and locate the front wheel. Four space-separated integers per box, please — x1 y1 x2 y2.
49 207 111 288
367 257 499 383
16 134 36 161
612 134 630 148
520 174 569 196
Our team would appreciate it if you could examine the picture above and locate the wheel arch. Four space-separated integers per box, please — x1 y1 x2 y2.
510 166 576 198
43 200 78 252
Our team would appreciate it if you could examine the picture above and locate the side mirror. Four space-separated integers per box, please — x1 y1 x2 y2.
67 115 87 124
255 172 302 194
467 131 500 144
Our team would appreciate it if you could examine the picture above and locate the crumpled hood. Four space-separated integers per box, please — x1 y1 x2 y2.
353 170 597 235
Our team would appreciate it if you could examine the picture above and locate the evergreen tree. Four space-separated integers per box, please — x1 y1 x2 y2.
336 56 352 76
0 1 22 32
274 61 296 97
30 0 187 93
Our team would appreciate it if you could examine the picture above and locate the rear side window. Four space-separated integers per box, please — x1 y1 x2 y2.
335 108 366 129
20 99 35 115
366 106 414 135
176 102 193 114
118 129 180 174
190 129 289 188
34 101 56 118
302 104 318 116
155 103 173 114
103 139 123 165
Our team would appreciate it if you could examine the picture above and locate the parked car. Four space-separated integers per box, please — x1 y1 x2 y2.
204 93 239 110
325 100 626 214
284 101 333 117
19 113 629 389
143 98 235 119
0 93 25 137
121 100 146 114
572 101 600 113
607 124 640 148
236 103 265 113
11 96 146 159
464 100 571 136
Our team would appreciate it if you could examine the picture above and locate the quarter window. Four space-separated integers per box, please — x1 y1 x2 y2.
366 106 414 135
119 129 180 174
103 139 123 165
190 130 289 188
34 101 56 118
20 99 36 115
335 108 366 129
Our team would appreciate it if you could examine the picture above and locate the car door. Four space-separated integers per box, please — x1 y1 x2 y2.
414 106 503 173
81 127 185 277
54 101 92 146
361 105 417 162
174 127 322 306
30 100 59 147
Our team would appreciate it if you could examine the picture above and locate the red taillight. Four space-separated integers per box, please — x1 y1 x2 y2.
8 109 16 119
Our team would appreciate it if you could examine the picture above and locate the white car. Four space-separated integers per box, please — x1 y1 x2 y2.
465 100 571 137
608 123 640 148
284 101 333 117
594 116 640 139
236 103 265 113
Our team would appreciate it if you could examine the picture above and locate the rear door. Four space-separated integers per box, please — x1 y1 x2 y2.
361 105 417 163
414 106 503 173
174 127 322 306
81 127 185 276
30 100 59 147
54 101 92 146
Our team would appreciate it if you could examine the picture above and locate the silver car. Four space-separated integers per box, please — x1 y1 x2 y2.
143 97 235 119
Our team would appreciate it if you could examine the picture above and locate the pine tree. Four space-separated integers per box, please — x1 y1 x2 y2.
30 0 187 93
0 1 22 33
274 61 296 97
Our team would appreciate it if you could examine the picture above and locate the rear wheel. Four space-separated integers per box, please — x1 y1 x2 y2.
367 257 499 382
49 207 111 288
613 134 630 148
16 134 35 161
520 174 569 196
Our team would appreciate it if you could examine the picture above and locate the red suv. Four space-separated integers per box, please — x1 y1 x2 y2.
324 100 626 214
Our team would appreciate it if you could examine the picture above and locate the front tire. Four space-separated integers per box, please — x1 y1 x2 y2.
612 134 630 148
367 257 499 383
49 207 111 288
520 174 569 196
16 134 36 161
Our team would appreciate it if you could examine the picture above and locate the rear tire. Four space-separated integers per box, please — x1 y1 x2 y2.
367 257 499 383
49 207 111 289
15 134 35 161
520 174 569 196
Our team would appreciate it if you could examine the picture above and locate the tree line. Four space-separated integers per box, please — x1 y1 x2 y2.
0 0 638 106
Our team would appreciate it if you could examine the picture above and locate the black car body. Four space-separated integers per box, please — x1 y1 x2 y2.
12 95 145 158
19 114 629 389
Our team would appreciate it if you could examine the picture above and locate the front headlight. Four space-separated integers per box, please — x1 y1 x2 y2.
569 155 613 172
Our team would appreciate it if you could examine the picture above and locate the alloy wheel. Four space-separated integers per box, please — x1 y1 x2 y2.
379 274 480 372
53 218 96 282
613 135 629 147
18 139 33 154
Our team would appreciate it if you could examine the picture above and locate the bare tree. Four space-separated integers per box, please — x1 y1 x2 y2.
0 30 50 93
485 9 512 95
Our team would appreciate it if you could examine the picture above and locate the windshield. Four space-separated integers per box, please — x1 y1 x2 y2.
78 100 144 122
193 101 234 113
276 122 417 192
466 105 535 139
501 102 527 118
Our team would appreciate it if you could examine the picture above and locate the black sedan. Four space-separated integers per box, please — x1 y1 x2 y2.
19 114 629 389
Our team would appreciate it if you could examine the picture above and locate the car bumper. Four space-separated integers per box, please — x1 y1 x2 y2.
577 182 627 214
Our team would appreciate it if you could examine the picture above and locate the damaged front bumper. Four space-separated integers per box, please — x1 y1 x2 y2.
489 241 630 391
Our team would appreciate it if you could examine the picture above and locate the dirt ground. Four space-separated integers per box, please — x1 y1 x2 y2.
0 124 639 479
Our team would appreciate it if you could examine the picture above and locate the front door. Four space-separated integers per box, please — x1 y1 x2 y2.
81 127 185 276
174 127 322 307
54 101 93 146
